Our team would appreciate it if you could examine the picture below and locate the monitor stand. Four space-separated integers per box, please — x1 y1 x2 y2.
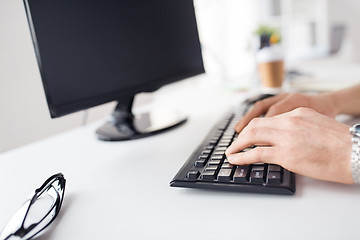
95 96 187 141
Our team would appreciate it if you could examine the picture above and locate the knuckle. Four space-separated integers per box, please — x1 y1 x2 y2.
248 117 261 127
289 92 301 99
268 104 281 114
253 147 277 164
248 127 258 138
286 93 309 107
252 147 266 162
244 124 260 138
292 107 311 115
253 147 263 159
288 115 303 126
287 93 303 102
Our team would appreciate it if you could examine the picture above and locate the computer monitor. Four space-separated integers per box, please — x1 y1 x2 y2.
23 0 205 141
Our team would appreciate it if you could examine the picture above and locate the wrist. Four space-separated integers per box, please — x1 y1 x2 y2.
323 85 360 116
317 92 341 116
331 91 348 115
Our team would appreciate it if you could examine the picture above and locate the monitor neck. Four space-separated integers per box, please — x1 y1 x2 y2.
95 94 187 141
111 96 135 124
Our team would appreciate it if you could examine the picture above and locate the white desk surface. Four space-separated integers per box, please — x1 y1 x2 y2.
1 81 360 240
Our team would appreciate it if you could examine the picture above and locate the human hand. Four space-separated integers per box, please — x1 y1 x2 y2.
226 107 353 184
235 92 338 133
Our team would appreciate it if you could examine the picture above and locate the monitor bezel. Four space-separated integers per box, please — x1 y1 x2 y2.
23 0 205 118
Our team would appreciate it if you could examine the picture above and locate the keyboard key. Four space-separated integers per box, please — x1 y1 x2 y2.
208 160 221 165
187 171 200 179
218 124 228 131
201 171 216 181
221 163 234 169
194 159 206 167
211 155 224 161
250 171 264 184
219 139 231 145
205 145 215 151
233 167 248 183
217 169 233 182
202 150 212 155
213 151 225 156
223 131 234 136
267 172 282 184
224 132 234 136
221 136 233 140
218 142 230 147
209 139 218 145
198 154 209 160
215 146 227 151
213 135 222 140
251 165 265 171
268 165 282 172
205 165 219 171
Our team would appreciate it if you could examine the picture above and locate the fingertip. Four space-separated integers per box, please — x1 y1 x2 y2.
225 144 234 156
226 147 275 166
226 152 249 166
226 154 236 164
234 123 239 131
225 145 235 155
234 121 243 133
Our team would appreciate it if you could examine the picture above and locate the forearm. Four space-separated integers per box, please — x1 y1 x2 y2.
321 84 360 116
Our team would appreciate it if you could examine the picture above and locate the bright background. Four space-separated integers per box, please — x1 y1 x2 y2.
1 0 360 152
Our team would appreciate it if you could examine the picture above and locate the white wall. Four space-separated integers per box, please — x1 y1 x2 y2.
0 0 114 153
327 0 360 61
195 0 260 83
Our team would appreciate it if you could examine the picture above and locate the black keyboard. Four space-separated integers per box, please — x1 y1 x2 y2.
170 95 296 195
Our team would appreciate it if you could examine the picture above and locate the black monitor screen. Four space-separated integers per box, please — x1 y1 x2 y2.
24 0 204 117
